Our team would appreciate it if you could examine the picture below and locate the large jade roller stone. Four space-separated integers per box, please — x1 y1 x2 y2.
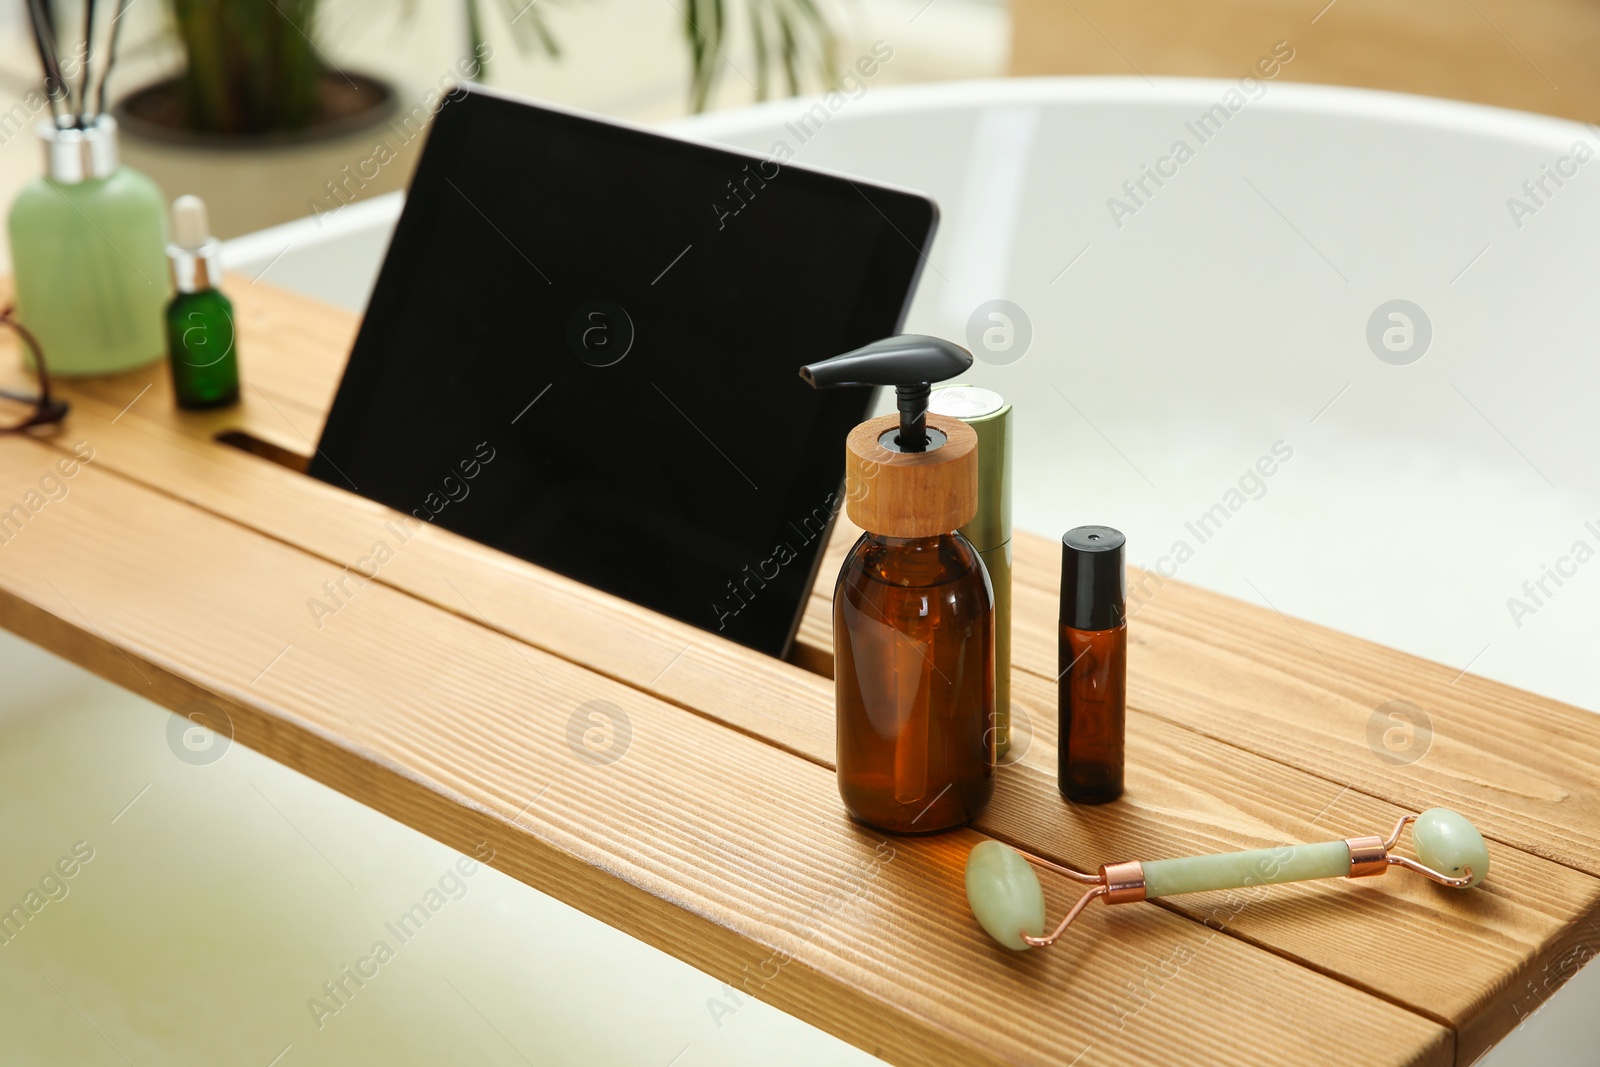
1413 807 1489 887
966 841 1045 950
1142 840 1351 898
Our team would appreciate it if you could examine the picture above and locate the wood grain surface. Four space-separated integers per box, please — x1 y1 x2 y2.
0 433 1449 1067
0 278 1594 1064
843 413 978 538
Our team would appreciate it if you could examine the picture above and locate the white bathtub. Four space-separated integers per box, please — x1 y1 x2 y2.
233 76 1600 719
8 77 1594 1065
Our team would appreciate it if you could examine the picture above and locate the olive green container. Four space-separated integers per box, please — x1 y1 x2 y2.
930 384 1013 756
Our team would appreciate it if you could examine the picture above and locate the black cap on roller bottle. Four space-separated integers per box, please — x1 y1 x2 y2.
1060 526 1126 631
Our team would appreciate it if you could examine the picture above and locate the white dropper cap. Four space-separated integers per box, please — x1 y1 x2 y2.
171 195 211 251
168 194 221 292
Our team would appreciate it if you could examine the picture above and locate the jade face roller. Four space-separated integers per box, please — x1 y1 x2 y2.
966 808 1488 951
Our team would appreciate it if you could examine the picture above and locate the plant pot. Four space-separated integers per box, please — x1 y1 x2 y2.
113 70 421 241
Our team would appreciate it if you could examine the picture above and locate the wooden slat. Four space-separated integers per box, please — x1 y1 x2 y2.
803 523 1600 1061
59 273 349 462
7 279 1597 1063
999 672 1598 1065
34 373 839 768
1001 533 1600 880
33 370 1589 1062
0 434 1451 1067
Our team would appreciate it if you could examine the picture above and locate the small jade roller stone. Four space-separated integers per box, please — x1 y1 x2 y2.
966 840 1045 950
1059 526 1126 804
1411 807 1490 887
165 195 240 410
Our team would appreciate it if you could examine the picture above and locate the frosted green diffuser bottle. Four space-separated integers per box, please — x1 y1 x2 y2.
8 117 169 376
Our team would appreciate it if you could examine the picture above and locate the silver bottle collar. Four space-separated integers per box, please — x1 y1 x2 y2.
168 240 222 294
37 115 120 183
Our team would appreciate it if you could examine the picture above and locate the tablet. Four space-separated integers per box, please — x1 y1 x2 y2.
309 86 938 659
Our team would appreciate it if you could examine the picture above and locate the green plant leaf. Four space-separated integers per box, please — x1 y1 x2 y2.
788 0 838 85
493 0 562 57
465 0 489 78
750 3 769 102
777 7 798 98
156 0 835 133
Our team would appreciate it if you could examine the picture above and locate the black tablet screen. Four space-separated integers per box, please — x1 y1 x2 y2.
309 87 937 658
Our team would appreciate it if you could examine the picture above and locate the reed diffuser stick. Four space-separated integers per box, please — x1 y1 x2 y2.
79 0 97 125
24 0 68 125
94 0 130 119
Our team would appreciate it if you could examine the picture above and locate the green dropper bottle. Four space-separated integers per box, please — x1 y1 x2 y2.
165 195 239 409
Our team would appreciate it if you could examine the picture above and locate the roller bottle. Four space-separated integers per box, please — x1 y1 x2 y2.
1058 525 1126 804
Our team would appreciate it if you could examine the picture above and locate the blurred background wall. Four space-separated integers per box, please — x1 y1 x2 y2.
0 0 1008 252
0 0 1590 257
1010 0 1596 122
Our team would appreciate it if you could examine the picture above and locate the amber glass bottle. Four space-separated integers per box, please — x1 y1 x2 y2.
1059 526 1127 804
800 334 995 833
835 530 995 833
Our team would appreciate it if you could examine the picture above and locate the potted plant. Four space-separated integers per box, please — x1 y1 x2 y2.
103 0 837 235
116 0 399 143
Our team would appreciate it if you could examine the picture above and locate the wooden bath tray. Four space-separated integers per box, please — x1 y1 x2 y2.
0 279 1596 1066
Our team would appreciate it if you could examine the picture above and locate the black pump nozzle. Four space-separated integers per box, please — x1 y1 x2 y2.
800 334 973 453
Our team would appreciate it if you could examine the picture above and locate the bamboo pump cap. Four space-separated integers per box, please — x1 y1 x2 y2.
800 334 978 540
844 414 978 538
